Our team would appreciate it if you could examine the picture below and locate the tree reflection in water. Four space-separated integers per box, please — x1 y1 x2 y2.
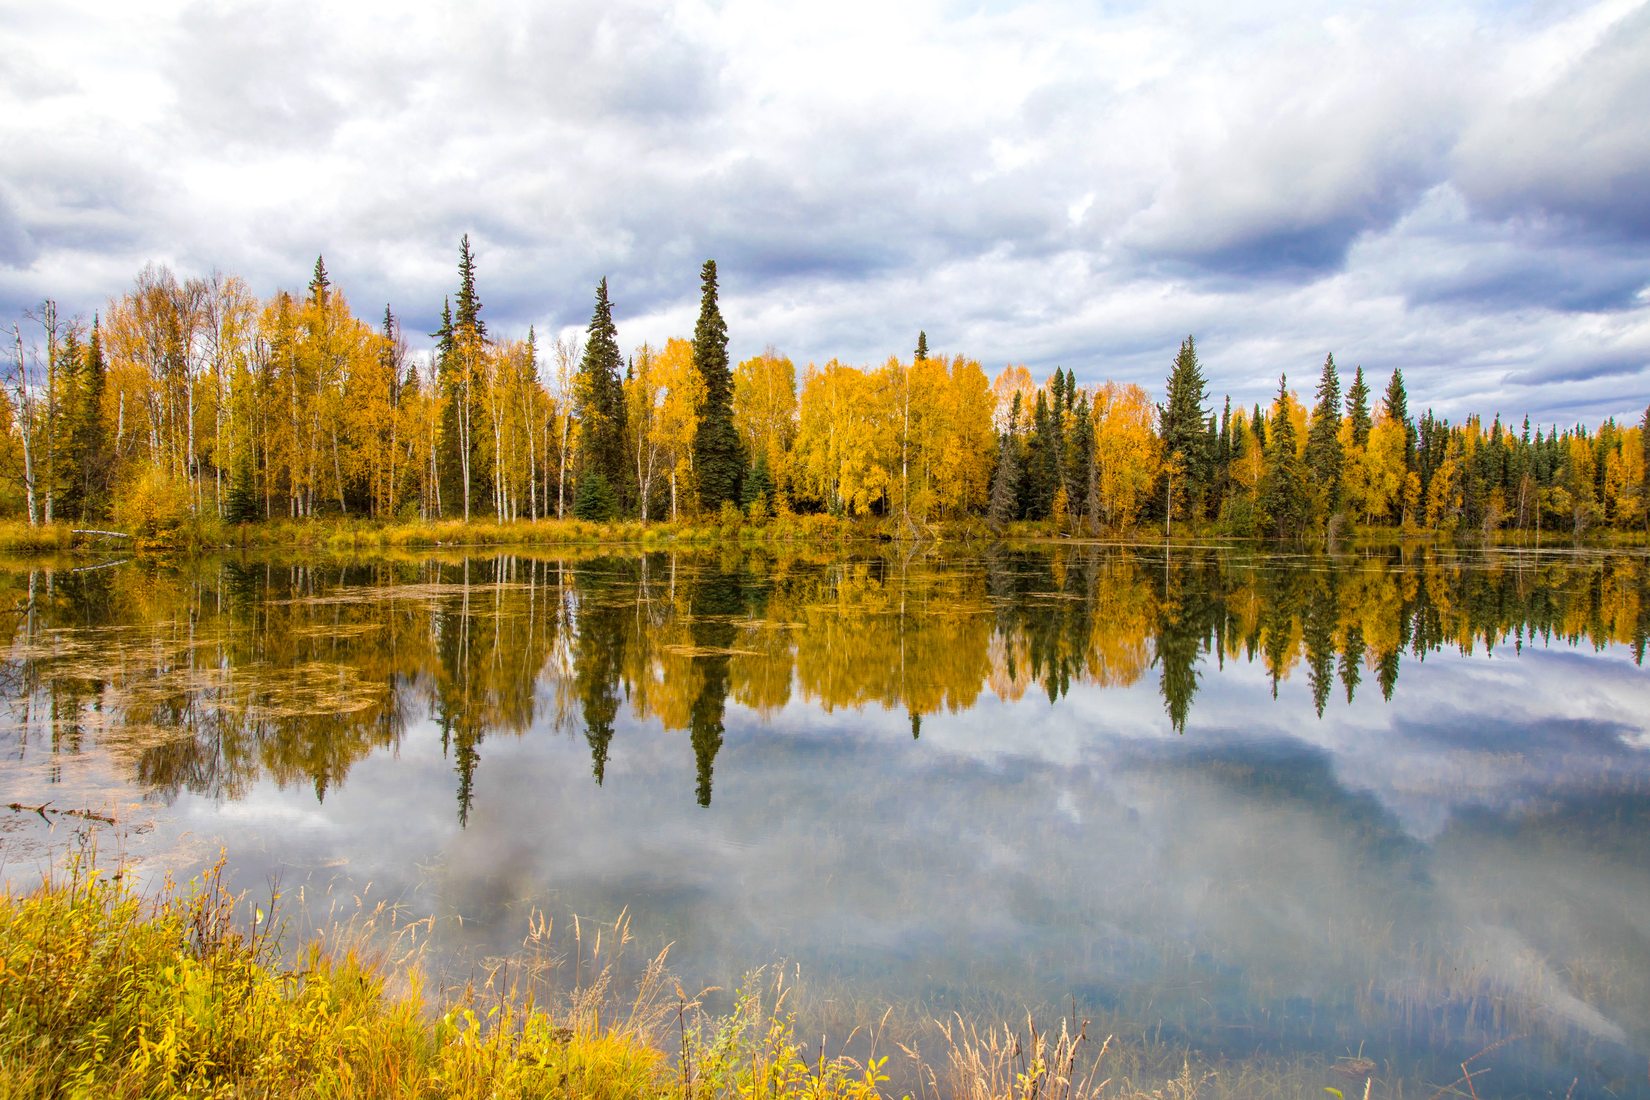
1 545 1645 819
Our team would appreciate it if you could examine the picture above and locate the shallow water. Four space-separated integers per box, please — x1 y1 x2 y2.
2 544 1648 1097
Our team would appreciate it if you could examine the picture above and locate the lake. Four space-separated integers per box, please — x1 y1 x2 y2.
2 543 1647 1097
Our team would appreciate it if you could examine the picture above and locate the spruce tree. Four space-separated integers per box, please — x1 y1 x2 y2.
309 255 330 305
1641 405 1650 527
455 234 485 337
988 394 1024 528
1259 374 1308 539
432 297 461 517
1304 353 1344 518
576 278 631 508
692 260 745 510
67 316 109 522
914 331 929 362
1345 364 1372 449
1383 368 1415 469
1066 390 1097 533
741 453 773 515
1160 335 1213 524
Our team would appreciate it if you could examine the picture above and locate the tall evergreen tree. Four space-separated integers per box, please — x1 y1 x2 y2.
988 394 1025 528
1640 405 1650 527
1260 374 1308 539
1065 390 1097 533
1160 335 1213 524
1023 389 1058 519
1345 364 1372 449
1304 353 1344 517
432 297 459 516
914 331 929 362
1383 367 1415 469
692 260 745 510
455 234 485 338
576 278 630 506
308 255 330 305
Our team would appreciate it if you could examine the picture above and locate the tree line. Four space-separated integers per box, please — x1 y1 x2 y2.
6 241 1649 539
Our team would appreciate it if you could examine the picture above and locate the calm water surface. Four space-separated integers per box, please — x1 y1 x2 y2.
2 544 1647 1097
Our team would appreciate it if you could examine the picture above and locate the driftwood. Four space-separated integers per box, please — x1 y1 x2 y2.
5 801 117 825
70 557 131 574
72 529 134 540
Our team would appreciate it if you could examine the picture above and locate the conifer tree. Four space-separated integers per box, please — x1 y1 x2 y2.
432 297 458 516
1065 389 1097 533
692 260 744 510
988 394 1024 528
1383 368 1415 469
576 278 630 508
1160 335 1212 524
1345 364 1372 449
455 234 485 338
1304 353 1344 517
1260 374 1308 539
741 453 773 515
914 331 929 362
309 255 330 305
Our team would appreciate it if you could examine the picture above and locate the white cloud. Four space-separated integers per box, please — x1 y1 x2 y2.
1 0 1647 425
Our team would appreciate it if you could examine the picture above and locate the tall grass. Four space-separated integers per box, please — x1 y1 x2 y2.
0 847 1223 1099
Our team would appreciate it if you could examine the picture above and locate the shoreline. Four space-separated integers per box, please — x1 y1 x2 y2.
0 514 1645 559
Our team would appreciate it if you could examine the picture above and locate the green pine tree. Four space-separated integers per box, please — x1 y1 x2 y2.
1304 353 1344 520
1345 364 1372 449
914 331 929 362
1383 368 1415 469
576 278 631 509
572 469 617 520
692 260 745 510
1160 335 1213 525
741 453 773 516
1260 374 1309 540
988 394 1024 528
455 234 485 338
67 316 111 522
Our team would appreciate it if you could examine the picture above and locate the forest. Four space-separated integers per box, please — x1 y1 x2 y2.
6 238 1649 541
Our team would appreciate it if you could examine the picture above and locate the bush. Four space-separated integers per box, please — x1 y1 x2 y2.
572 473 617 522
111 466 195 543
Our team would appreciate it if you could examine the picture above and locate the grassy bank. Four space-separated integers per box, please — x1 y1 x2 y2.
4 512 1641 559
0 513 1008 557
3 853 1215 1100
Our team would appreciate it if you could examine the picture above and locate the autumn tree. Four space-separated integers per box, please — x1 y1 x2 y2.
651 337 702 519
1091 382 1161 531
624 342 667 520
732 348 797 502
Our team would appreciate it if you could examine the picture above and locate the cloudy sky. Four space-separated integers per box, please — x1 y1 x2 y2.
3 0 1648 426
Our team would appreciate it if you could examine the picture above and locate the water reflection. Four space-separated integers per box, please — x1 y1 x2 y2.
3 544 1649 1096
1 546 1646 816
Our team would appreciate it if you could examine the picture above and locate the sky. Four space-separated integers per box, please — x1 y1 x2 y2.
2 0 1648 427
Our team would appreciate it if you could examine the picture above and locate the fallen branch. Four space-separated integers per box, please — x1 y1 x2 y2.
72 529 134 540
70 557 131 574
5 801 117 826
